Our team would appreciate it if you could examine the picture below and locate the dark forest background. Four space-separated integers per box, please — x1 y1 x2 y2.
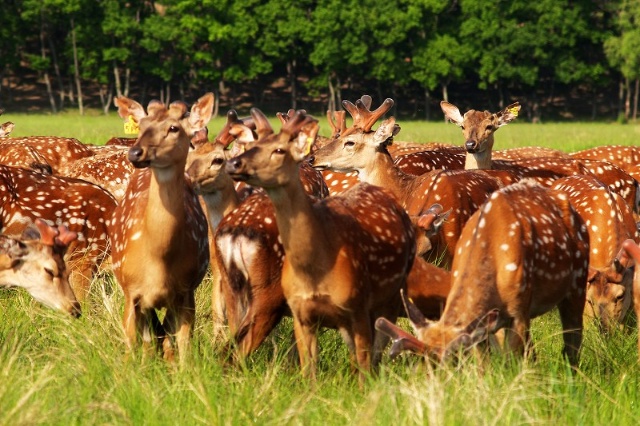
1 0 639 121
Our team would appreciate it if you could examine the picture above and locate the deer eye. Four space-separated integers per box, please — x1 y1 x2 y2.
168 125 180 133
486 124 494 131
344 141 355 148
211 157 224 166
44 268 55 278
274 148 286 155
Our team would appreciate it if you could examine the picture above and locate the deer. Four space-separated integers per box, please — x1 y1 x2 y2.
110 94 212 361
0 164 116 300
186 109 329 358
0 219 80 317
375 180 590 366
440 101 640 213
570 145 640 171
225 108 416 381
309 96 505 267
0 136 94 174
550 175 639 330
0 121 14 137
613 239 640 357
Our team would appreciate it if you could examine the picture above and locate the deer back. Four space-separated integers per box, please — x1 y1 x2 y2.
0 137 94 174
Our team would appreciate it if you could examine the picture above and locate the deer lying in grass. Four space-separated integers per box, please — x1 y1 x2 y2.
225 109 416 381
551 175 639 330
376 180 589 366
0 219 80 317
110 94 212 361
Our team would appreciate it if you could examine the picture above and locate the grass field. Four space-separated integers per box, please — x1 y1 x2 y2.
1 113 640 425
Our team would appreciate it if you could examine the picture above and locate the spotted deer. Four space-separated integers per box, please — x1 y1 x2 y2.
0 136 94 174
441 101 639 212
0 164 116 299
187 110 328 358
225 109 416 381
310 96 504 267
551 175 638 330
614 239 640 357
110 94 212 361
570 145 640 171
0 219 80 316
376 181 589 366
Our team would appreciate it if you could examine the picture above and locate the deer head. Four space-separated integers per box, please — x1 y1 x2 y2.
0 219 80 317
441 101 520 156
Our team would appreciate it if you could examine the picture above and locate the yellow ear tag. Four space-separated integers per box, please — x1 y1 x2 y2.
124 115 139 134
508 107 519 117
303 137 313 156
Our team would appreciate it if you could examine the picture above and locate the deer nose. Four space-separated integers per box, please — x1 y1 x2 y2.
225 157 242 172
465 140 478 153
128 146 144 163
70 301 82 318
307 155 316 165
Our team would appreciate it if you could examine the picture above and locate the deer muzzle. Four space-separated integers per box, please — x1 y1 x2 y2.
465 140 479 153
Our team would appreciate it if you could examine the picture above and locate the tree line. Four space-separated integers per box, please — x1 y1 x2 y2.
1 0 639 121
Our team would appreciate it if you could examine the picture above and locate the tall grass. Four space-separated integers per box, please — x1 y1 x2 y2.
1 113 640 424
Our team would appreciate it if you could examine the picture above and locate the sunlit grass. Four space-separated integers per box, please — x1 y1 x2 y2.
0 113 639 424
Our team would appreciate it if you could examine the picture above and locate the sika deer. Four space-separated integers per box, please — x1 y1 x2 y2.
376 181 589 366
0 219 80 316
310 96 504 267
441 101 639 211
0 165 116 299
110 94 212 361
0 136 94 174
614 240 640 357
551 175 639 330
225 109 416 381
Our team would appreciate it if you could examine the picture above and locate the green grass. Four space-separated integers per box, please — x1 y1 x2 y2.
1 112 640 425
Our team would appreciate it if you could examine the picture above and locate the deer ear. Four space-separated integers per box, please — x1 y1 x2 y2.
441 101 464 127
372 117 399 147
496 102 520 127
0 121 14 137
587 267 600 283
187 93 215 134
114 96 147 122
292 121 319 161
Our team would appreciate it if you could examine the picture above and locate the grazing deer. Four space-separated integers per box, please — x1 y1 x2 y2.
310 96 504 267
110 94 212 361
0 219 80 317
440 101 639 212
614 239 640 357
551 175 639 330
0 164 116 299
376 181 589 366
225 109 416 381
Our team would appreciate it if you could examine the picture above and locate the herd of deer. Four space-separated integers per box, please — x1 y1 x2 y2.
2 94 640 382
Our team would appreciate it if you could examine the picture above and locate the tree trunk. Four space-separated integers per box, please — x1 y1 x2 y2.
288 60 297 110
633 78 639 122
624 77 631 120
47 34 64 109
71 19 84 115
99 83 113 115
328 75 336 114
424 88 431 120
336 76 342 110
40 16 56 113
442 83 449 121
114 63 123 97
124 67 131 97
618 79 625 119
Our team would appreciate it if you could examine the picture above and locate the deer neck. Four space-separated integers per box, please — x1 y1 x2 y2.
465 136 494 169
143 165 188 248
264 171 328 274
357 149 415 203
200 184 240 231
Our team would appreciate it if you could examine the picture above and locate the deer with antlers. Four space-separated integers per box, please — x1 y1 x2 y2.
0 219 80 317
551 175 639 330
225 108 416 381
310 96 504 267
110 94 212 361
376 180 590 365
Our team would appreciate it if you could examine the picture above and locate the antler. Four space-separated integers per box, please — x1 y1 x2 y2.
279 110 317 141
326 110 347 138
342 95 394 135
33 219 59 246
250 108 274 139
55 225 78 248
215 109 257 147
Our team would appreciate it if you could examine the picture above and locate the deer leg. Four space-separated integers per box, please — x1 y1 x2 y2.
292 317 318 381
163 292 196 364
505 316 529 359
351 314 373 383
557 295 584 366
